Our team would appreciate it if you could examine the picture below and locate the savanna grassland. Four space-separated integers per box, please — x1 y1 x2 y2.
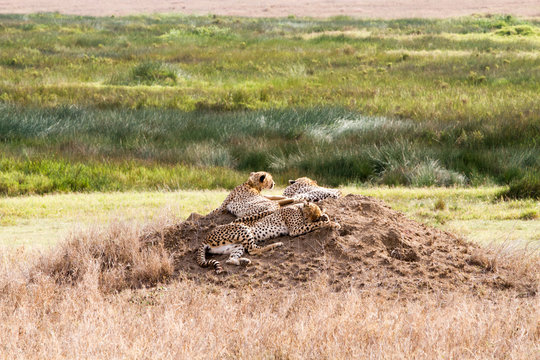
0 12 539 359
0 13 539 195
0 188 538 359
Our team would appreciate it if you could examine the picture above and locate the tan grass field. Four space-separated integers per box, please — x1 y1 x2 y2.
1 0 539 18
1 218 538 359
0 189 538 358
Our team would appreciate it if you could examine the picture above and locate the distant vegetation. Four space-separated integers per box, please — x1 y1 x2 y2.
0 14 538 196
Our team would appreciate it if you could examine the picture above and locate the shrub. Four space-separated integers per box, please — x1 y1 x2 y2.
410 160 467 187
495 25 540 36
498 173 540 200
110 62 179 86
130 62 177 85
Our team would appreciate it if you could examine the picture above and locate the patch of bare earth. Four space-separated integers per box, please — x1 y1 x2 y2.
145 194 538 298
1 0 539 18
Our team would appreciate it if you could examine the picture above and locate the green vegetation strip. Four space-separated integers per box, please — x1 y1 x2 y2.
0 105 538 194
0 14 538 121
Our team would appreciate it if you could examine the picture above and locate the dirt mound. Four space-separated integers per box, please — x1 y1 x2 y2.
144 194 537 296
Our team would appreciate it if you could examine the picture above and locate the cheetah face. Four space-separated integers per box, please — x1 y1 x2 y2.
248 171 275 191
302 202 325 222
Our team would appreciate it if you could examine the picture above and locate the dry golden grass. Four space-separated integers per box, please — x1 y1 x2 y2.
0 216 538 359
36 219 174 294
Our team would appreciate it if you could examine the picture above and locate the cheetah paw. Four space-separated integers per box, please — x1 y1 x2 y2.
238 258 252 266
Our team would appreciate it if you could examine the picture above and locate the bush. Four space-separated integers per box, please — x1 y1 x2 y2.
110 62 178 86
498 173 540 200
495 25 540 36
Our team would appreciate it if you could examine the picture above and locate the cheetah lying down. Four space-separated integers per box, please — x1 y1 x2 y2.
197 202 340 274
283 177 341 202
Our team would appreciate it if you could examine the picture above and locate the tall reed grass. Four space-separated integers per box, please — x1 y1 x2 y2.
1 105 537 195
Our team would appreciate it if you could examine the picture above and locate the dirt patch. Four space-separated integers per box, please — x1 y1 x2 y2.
2 0 539 19
144 194 537 297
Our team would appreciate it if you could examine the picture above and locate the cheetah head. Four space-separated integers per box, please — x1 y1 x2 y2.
247 171 275 191
288 177 318 186
302 202 325 222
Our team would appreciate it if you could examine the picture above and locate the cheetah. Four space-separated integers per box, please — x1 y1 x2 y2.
209 171 293 218
198 202 340 274
283 177 341 202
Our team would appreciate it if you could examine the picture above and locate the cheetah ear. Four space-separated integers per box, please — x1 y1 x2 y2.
259 174 266 183
288 180 295 184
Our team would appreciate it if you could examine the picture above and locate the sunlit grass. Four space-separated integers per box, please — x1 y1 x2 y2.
0 14 538 120
0 14 538 194
1 187 538 248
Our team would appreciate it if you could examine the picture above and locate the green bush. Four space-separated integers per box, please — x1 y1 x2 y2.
110 62 178 86
495 25 540 36
498 173 540 200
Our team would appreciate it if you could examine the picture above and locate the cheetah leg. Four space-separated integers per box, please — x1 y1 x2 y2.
244 238 283 256
197 244 224 274
277 198 298 206
264 195 289 201
225 244 251 266
263 195 298 207
289 220 340 237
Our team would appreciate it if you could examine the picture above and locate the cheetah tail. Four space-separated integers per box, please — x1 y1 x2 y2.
197 244 223 274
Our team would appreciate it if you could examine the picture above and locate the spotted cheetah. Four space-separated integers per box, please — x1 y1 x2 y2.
209 171 293 218
198 202 340 274
283 177 341 202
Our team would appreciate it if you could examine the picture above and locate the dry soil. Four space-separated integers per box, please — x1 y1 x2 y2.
1 0 539 18
145 194 537 297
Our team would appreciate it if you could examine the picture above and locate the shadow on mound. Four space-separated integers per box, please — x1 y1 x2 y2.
144 194 537 297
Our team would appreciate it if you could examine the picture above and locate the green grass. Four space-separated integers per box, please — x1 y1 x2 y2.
0 156 244 195
0 13 538 194
1 187 537 248
0 105 538 194
0 14 538 119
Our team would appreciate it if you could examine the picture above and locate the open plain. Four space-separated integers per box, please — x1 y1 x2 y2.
0 2 539 358
1 0 539 18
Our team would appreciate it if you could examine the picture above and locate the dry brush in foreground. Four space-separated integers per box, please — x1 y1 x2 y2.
0 194 538 358
0 267 538 359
